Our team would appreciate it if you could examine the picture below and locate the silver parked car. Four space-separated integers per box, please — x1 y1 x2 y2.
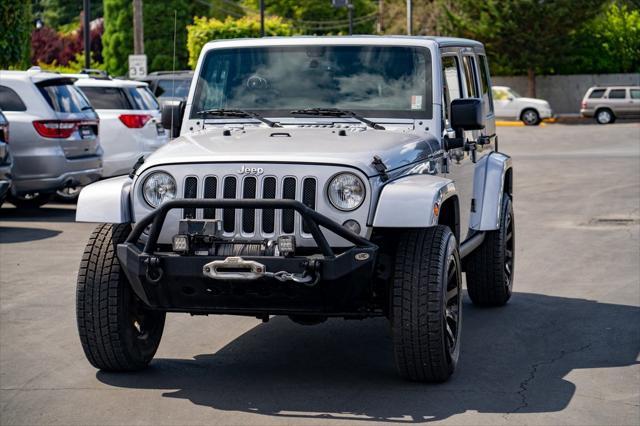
580 86 640 124
0 69 102 208
76 36 514 383
0 110 11 205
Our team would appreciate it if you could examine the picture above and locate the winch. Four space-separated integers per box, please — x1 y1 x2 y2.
171 219 296 257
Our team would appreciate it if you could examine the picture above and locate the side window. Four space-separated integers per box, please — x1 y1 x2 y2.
589 89 606 99
441 55 462 123
608 89 626 99
0 85 27 111
462 56 479 98
631 89 640 99
478 55 494 113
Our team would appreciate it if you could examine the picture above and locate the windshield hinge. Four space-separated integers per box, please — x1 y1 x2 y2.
129 156 145 178
372 155 389 182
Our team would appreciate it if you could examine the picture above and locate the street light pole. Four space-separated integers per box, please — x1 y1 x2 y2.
348 0 353 35
133 0 144 55
260 0 265 37
406 0 412 36
83 0 90 69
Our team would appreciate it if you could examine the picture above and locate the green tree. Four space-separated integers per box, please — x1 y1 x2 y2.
242 0 378 34
187 15 292 68
102 0 132 76
441 0 606 96
0 0 32 69
40 0 103 29
560 1 640 73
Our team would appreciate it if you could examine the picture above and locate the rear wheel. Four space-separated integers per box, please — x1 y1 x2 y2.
7 192 52 209
390 226 462 382
465 195 515 306
596 108 615 124
521 108 541 125
76 223 165 371
55 186 82 202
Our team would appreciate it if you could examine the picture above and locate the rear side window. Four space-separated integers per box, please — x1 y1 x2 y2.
589 89 606 99
631 89 640 99
478 55 494 113
79 86 131 109
125 86 159 110
37 81 92 113
608 89 626 99
462 56 479 98
135 87 160 110
0 86 27 111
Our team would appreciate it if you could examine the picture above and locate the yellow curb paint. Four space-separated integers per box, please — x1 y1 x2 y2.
496 121 525 127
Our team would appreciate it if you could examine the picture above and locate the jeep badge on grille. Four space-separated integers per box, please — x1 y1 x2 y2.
239 165 264 175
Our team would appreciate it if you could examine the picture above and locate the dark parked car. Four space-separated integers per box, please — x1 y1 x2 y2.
142 71 193 104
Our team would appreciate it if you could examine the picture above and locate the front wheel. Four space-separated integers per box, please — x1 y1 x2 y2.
76 223 165 371
521 108 541 126
390 226 462 382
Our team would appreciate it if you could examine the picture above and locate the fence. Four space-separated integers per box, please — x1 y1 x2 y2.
492 73 640 114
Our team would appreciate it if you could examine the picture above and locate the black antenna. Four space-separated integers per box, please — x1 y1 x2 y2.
171 10 177 136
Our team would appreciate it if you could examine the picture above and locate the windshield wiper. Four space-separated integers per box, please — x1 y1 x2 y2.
196 109 281 128
290 108 385 130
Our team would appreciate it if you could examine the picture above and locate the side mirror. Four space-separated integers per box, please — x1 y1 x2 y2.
507 96 515 101
161 100 186 138
450 98 484 132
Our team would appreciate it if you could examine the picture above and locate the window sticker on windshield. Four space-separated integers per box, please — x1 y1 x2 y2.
411 95 422 110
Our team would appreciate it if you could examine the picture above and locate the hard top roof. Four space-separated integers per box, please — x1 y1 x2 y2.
202 35 484 50
74 77 148 88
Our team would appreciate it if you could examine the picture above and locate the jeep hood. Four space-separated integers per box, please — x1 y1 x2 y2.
138 127 441 177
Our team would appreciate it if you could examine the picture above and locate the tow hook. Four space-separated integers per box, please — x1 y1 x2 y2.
144 256 163 283
202 256 320 286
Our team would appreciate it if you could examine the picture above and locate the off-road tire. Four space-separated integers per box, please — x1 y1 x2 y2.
391 226 462 383
465 195 515 306
521 108 541 126
7 192 52 209
76 223 165 371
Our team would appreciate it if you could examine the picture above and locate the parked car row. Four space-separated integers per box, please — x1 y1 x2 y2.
0 68 171 208
492 84 640 125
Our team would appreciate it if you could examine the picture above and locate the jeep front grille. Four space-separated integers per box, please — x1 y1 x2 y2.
182 174 318 238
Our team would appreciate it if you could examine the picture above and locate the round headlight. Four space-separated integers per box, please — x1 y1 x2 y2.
327 173 365 211
142 171 176 208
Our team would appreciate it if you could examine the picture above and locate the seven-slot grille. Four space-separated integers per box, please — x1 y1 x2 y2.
182 175 317 237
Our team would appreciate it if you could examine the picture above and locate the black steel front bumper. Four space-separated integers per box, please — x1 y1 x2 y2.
117 199 380 317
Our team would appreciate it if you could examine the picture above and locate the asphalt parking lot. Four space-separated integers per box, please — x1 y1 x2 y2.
1 122 639 425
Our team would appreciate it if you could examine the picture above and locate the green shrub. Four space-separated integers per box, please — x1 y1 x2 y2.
187 16 293 69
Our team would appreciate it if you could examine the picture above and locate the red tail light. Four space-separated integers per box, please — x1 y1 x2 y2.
33 120 79 138
119 114 152 129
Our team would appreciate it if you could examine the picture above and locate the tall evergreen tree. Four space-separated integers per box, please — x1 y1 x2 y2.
0 0 32 69
102 0 132 76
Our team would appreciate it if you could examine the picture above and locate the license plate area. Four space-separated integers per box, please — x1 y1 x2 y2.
156 123 166 136
79 126 94 138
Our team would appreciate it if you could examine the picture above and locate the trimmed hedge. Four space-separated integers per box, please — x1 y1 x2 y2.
187 16 293 69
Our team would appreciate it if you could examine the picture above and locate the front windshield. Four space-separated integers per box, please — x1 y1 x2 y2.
191 45 432 119
508 88 521 98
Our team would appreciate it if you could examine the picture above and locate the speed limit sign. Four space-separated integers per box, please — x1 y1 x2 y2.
128 54 147 78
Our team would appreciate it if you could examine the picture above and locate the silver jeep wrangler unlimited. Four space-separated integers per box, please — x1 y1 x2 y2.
76 36 514 383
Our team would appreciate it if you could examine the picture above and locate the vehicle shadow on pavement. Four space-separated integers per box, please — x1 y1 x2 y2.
0 226 62 243
97 292 640 423
0 205 76 223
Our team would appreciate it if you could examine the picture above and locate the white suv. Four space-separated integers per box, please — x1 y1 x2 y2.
74 77 169 178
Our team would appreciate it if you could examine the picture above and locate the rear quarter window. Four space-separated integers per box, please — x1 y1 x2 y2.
79 86 131 109
588 89 606 99
0 86 27 111
37 81 92 113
